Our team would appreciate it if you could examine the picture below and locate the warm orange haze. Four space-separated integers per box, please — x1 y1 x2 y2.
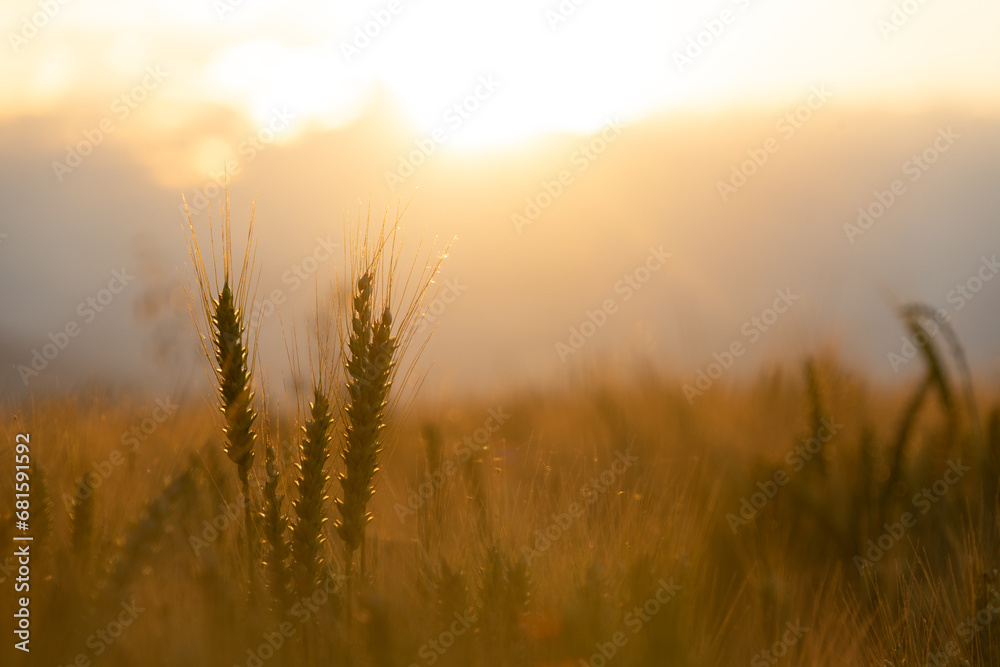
1 1 1000 666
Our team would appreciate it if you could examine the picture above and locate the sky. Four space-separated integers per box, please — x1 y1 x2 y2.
3 0 999 176
1 0 999 401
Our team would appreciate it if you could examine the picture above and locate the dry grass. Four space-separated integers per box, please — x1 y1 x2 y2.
1 359 1000 666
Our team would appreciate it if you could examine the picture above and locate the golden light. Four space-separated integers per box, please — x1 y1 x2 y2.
0 0 997 169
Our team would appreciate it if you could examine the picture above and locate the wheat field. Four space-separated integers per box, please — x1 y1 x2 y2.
4 1 999 665
1 204 999 667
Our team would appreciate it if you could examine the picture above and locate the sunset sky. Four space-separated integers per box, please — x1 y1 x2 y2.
3 0 999 175
1 0 999 399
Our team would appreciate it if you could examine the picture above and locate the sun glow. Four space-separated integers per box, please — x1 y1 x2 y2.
1 0 997 158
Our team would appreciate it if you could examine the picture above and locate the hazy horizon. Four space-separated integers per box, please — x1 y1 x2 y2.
2 0 999 402
2 98 999 403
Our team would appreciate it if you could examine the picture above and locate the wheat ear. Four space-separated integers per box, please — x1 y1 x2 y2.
213 278 260 591
184 192 260 595
214 281 257 490
292 386 333 597
335 274 396 578
329 203 451 627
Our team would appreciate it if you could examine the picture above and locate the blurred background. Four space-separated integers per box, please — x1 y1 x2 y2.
1 0 998 403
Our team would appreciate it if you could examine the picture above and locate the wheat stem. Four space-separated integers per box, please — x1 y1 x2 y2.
262 442 292 613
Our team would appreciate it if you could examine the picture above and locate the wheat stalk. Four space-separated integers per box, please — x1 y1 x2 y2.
478 549 530 665
335 272 395 602
183 190 261 596
31 459 52 552
329 203 450 624
214 280 257 494
804 359 828 477
71 477 94 563
292 385 333 597
877 304 959 527
419 423 446 552
437 557 468 623
262 440 293 613
212 280 261 594
107 468 196 592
